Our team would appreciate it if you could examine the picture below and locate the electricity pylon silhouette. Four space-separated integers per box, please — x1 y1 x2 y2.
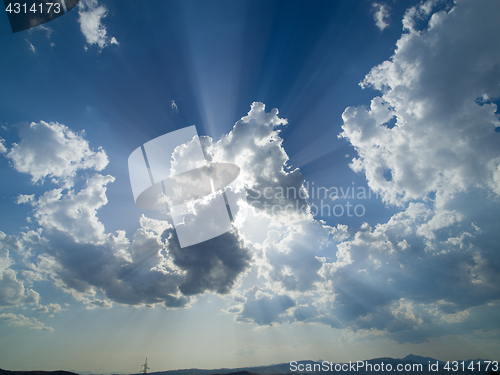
140 358 150 375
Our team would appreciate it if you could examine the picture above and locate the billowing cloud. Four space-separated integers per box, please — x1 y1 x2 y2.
4 121 108 187
203 102 308 217
27 174 115 243
3 1 500 344
27 218 189 309
318 202 500 341
77 0 118 51
330 0 500 341
222 0 500 344
1 103 305 316
340 0 500 206
166 229 252 296
0 234 39 308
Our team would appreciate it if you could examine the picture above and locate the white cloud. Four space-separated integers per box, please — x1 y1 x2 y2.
3 0 499 343
372 3 390 31
327 0 500 342
0 267 39 308
234 286 296 326
77 0 117 51
203 102 308 217
3 42 500 345
0 312 53 331
171 100 178 113
86 299 112 309
26 40 36 54
28 174 114 243
2 104 304 312
5 121 108 188
0 250 39 308
0 233 39 309
0 231 22 254
0 138 6 153
340 0 500 206
402 0 448 34
217 1 500 343
32 303 64 314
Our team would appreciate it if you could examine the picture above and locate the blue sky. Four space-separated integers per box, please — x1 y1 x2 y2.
1 0 500 372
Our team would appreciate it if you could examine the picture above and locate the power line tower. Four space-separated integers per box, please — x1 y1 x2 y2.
140 358 150 375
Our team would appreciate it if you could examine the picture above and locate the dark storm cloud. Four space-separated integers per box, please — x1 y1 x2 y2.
165 228 252 296
37 230 189 308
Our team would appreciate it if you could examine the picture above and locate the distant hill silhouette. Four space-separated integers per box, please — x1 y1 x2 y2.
211 371 262 375
402 355 446 365
0 370 79 375
145 355 496 375
1 355 496 375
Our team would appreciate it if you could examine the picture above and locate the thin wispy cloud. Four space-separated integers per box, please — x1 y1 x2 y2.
0 312 53 331
372 3 390 31
171 100 179 113
26 40 36 53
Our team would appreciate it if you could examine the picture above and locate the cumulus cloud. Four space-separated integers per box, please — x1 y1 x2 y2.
202 102 308 217
220 0 500 344
1 123 186 310
166 229 252 296
372 3 390 31
317 201 500 340
1 103 308 316
402 0 453 34
234 286 296 326
77 0 117 51
27 221 189 308
20 170 250 308
32 303 64 314
86 299 112 310
257 219 340 293
0 235 39 308
0 138 6 153
3 11 500 343
340 0 500 206
4 121 108 187
330 0 500 341
26 174 115 243
0 312 53 331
